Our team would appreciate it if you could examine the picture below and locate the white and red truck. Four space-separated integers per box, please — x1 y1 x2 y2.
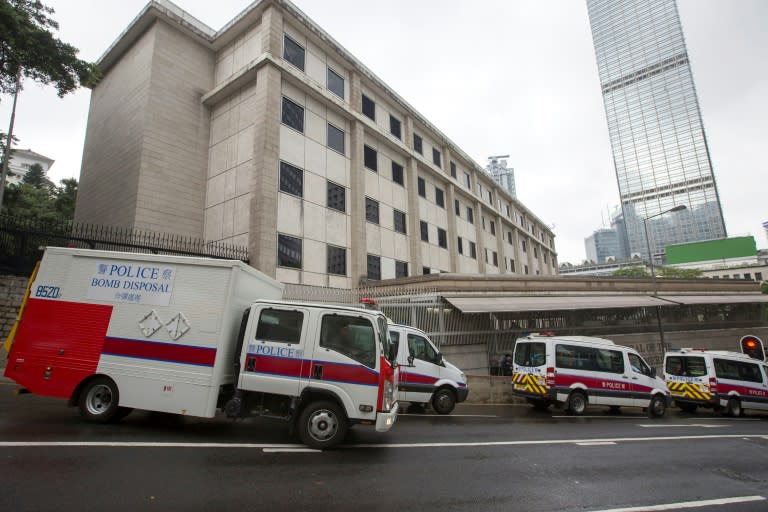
3 247 398 448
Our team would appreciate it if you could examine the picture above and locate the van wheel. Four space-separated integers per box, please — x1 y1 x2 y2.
678 403 697 414
649 395 666 418
298 400 348 450
567 391 587 416
725 398 741 418
78 377 120 423
432 388 456 415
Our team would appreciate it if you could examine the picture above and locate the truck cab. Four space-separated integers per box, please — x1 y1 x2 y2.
387 323 468 414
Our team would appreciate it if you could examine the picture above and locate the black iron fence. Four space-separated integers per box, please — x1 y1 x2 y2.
0 215 249 275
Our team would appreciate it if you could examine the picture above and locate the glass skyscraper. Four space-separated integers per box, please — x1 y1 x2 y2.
586 0 727 262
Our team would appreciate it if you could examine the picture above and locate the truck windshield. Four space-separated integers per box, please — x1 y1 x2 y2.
377 316 393 365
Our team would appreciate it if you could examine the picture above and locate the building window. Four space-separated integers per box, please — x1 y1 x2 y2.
278 234 302 269
327 245 346 275
490 221 496 236
367 254 381 280
534 246 539 258
484 249 489 264
482 217 486 230
391 162 404 186
327 67 344 98
457 237 463 255
437 228 447 248
420 221 429 242
510 259 516 272
283 34 305 71
364 145 378 171
544 253 549 264
395 260 408 278
450 161 457 178
365 197 379 224
524 264 529 275
522 240 527 252
467 206 474 224
390 115 401 139
393 209 407 234
281 96 304 133
279 161 303 197
455 199 461 216
435 187 444 208
432 148 441 168
487 190 492 204
413 133 423 155
417 177 426 197
506 205 510 217
756 272 763 281
327 181 345 212
464 172 471 189
507 231 513 244
362 94 375 121
493 251 498 267
327 123 345 154
469 241 477 259
422 266 430 275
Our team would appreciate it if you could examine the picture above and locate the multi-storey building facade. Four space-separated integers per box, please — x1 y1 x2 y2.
586 0 727 261
7 149 54 185
585 228 621 264
485 156 516 198
75 0 557 287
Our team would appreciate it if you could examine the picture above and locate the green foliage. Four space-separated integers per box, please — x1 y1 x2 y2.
0 129 20 176
0 0 100 96
657 266 703 279
21 162 53 188
1 176 77 222
612 266 648 277
761 281 768 295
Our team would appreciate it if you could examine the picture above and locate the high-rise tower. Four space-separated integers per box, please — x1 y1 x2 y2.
586 0 726 262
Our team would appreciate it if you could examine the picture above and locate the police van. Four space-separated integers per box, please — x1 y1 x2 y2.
664 349 768 416
388 324 468 414
512 335 669 417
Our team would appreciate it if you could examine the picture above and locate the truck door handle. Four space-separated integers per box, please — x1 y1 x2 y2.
313 364 323 380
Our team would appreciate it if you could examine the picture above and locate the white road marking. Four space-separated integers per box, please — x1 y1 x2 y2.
399 413 498 418
0 433 765 450
576 441 616 446
591 495 765 511
262 448 320 453
551 415 645 419
638 424 728 428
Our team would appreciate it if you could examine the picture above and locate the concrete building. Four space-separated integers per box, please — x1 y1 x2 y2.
587 0 727 261
485 155 516 198
7 149 54 185
74 0 557 287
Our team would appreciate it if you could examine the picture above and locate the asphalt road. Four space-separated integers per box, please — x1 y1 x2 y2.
2 381 768 512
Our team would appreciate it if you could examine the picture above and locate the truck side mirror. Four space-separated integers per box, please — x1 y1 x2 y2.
388 344 398 363
407 354 414 366
436 352 444 365
651 368 657 378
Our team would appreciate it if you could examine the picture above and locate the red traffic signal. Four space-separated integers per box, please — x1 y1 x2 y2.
740 335 765 361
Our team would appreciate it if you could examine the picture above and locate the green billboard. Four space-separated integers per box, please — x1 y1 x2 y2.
666 236 757 264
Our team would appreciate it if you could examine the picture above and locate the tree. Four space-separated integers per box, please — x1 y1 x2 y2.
1 176 77 222
21 162 53 189
612 266 648 278
0 129 19 175
657 266 703 279
0 0 99 97
53 176 76 218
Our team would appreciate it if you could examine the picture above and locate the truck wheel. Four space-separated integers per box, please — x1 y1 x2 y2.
725 397 741 418
298 400 348 450
432 388 456 415
567 391 587 416
648 395 666 418
78 377 120 423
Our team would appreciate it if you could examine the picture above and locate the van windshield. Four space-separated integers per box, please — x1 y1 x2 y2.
514 342 546 367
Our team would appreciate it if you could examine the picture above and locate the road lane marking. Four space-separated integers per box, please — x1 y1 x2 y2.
552 415 645 419
590 495 765 511
400 413 499 417
637 424 728 428
1 434 766 450
263 448 320 453
576 441 616 446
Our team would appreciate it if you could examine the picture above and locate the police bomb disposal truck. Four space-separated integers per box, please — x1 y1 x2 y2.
4 248 399 449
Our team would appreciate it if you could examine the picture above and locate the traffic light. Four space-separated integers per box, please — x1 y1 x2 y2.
740 335 765 361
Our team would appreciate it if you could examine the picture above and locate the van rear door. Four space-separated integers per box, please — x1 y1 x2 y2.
512 341 547 397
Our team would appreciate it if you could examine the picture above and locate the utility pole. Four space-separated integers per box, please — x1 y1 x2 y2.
0 69 22 211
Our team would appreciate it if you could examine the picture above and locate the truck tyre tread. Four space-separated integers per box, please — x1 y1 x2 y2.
432 388 456 415
567 391 587 416
78 376 120 423
648 394 666 418
297 400 348 450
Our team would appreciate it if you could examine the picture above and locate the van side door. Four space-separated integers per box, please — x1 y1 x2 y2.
628 352 656 407
239 304 310 397
401 332 442 404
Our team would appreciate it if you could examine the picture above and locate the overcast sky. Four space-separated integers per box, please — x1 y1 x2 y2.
1 0 766 263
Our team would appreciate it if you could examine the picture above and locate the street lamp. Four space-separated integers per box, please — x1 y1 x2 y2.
642 204 687 355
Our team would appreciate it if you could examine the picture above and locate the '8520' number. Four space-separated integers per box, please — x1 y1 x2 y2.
35 285 60 299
